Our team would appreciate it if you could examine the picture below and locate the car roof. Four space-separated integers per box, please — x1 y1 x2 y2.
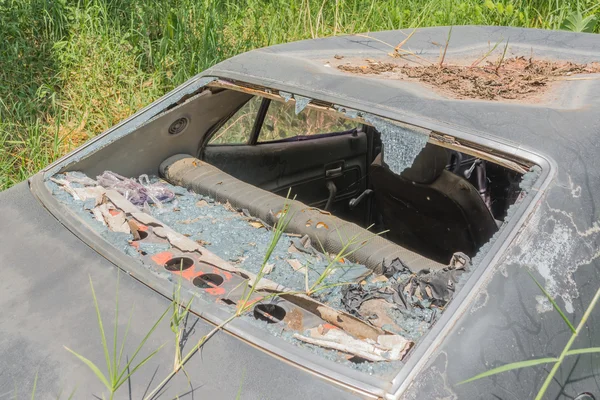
204 26 600 152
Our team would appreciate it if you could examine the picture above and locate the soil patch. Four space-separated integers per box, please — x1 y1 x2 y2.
337 57 600 100
338 61 397 74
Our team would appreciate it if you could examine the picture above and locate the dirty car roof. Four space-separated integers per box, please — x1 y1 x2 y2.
205 26 600 149
208 26 600 398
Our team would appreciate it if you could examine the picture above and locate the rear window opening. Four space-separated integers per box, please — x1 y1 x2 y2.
41 81 538 382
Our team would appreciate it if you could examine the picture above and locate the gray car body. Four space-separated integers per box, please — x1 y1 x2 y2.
1 26 600 399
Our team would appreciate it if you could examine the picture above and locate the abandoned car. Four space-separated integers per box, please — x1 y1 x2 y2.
1 26 600 399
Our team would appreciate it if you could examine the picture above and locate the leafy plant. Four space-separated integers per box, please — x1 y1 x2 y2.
561 10 598 33
65 275 169 400
459 270 600 400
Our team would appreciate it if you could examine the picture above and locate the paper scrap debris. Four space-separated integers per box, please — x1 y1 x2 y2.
293 325 412 362
286 259 306 273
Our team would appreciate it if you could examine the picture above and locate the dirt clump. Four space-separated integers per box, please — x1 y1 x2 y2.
338 60 397 74
336 57 600 101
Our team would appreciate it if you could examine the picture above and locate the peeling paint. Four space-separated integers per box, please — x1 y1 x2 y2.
508 178 600 314
567 175 582 198
509 210 577 313
404 351 458 400
470 290 489 314
535 295 553 313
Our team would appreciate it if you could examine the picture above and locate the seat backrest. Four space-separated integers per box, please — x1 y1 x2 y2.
369 145 498 264
160 154 446 274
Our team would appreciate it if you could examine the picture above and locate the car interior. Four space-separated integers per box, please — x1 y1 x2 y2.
63 85 524 270
45 83 530 372
197 91 522 266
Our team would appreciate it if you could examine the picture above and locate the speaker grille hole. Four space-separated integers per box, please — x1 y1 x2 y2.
164 257 194 271
193 273 224 289
253 304 286 324
132 230 148 241
168 117 188 135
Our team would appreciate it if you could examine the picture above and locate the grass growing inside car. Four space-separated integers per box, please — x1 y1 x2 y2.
143 195 295 399
63 190 382 397
170 261 194 374
2 0 600 190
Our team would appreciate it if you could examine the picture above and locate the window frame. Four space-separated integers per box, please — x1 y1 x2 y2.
204 96 267 146
255 98 360 144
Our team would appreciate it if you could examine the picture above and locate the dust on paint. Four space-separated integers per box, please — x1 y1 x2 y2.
508 172 600 314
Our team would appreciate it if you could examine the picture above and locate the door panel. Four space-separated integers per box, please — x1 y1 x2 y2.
202 132 368 217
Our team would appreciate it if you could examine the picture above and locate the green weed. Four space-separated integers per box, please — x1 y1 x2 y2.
170 261 194 373
65 275 169 400
2 0 600 190
459 270 600 400
144 192 294 399
307 225 386 295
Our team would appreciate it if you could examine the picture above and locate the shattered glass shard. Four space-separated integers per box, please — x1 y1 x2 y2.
279 91 293 102
294 95 311 114
364 115 430 175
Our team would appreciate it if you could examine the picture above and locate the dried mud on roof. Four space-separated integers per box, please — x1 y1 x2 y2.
336 57 600 101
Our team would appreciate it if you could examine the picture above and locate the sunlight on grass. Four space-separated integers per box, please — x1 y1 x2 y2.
1 0 599 189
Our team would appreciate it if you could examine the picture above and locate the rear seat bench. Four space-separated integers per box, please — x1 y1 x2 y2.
160 154 445 273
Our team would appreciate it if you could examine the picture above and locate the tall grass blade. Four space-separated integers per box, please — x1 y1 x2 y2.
66 387 77 400
30 371 38 400
527 270 575 333
535 287 600 400
565 347 600 356
457 357 558 385
64 347 111 390
88 276 113 380
114 344 167 391
236 369 246 400
115 305 170 385
117 306 135 375
112 273 120 383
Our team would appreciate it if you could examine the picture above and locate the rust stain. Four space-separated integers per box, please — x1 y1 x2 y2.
213 267 232 281
151 251 173 265
206 286 226 296
286 308 304 330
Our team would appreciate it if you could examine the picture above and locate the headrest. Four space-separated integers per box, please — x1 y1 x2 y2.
373 144 448 184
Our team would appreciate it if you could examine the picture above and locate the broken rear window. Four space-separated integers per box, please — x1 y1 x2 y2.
40 81 540 391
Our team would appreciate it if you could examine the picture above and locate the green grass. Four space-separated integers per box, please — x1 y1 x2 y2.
1 0 599 189
65 275 169 400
